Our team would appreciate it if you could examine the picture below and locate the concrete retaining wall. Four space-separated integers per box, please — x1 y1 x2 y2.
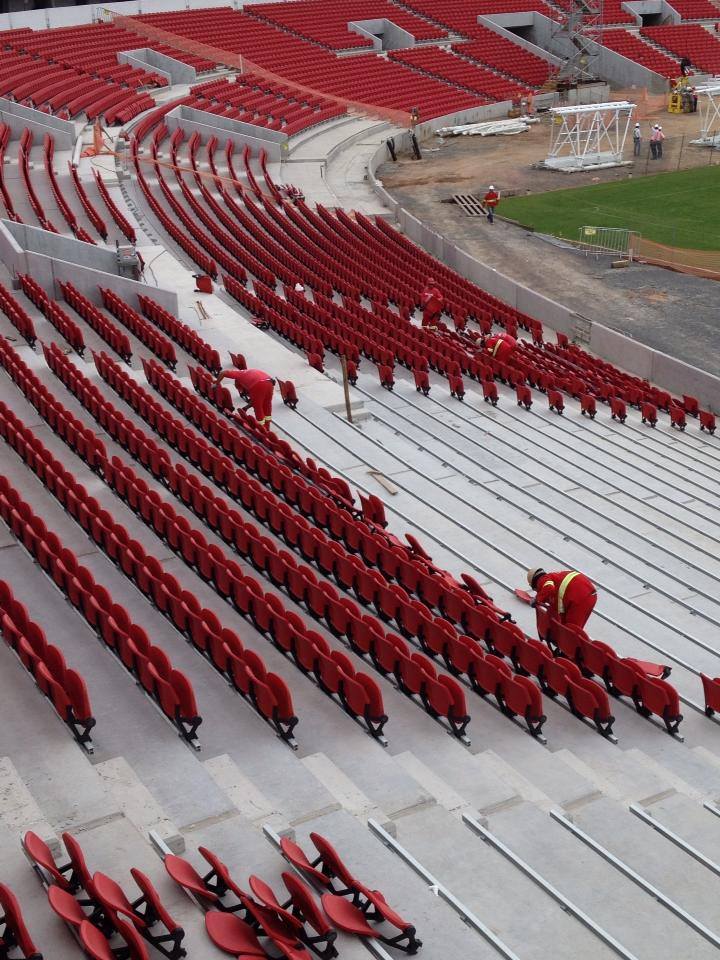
532 14 669 94
0 98 75 150
0 219 178 314
119 47 197 84
165 104 287 161
366 141 720 410
348 19 416 51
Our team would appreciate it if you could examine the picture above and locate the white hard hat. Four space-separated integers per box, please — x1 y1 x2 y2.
489 185 495 189
635 122 640 126
658 125 663 129
527 567 545 588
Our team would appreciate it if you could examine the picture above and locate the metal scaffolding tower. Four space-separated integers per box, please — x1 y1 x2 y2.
552 0 605 85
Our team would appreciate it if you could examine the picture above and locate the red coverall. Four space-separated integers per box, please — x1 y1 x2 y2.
223 369 275 424
485 332 517 363
421 282 444 328
536 571 597 630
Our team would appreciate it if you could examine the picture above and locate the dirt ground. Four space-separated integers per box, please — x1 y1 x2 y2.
377 102 720 380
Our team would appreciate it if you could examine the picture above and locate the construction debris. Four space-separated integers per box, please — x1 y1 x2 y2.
436 117 539 138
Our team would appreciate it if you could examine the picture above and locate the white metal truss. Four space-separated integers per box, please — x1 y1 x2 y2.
691 82 720 147
544 101 635 171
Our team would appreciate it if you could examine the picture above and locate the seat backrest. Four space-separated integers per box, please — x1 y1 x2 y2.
309 834 357 887
130 868 179 933
62 831 93 890
0 883 39 956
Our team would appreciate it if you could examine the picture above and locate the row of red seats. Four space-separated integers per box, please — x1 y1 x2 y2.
537 607 683 736
136 7 484 120
600 30 680 80
0 341 202 746
109 356 555 740
23 828 185 960
47 345 388 742
164 829 420 955
174 130 290 290
279 830 421 952
42 134 89 241
0 464 200 746
39 342 385 745
0 123 21 223
456 25 554 87
642 24 720 74
18 274 85 356
0 883 40 960
165 845 338 958
0 280 36 346
4 339 297 748
147 129 245 284
252 0 444 49
92 168 136 243
0 574 95 750
100 286 177 368
389 46 530 102
138 293 221 373
89 351 480 743
131 129 219 280
69 163 109 242
19 129 59 233
60 281 132 362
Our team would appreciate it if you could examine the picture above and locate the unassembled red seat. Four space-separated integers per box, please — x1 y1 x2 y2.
204 911 265 956
279 379 298 409
0 883 41 960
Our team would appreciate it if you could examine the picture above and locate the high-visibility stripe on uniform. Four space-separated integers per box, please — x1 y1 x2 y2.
491 339 503 357
557 571 580 614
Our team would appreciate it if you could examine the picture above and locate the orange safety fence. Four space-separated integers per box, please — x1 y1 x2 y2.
108 11 413 129
613 87 669 122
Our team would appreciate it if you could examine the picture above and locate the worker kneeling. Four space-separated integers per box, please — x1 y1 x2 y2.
527 567 597 630
420 278 444 329
216 368 275 426
484 331 517 363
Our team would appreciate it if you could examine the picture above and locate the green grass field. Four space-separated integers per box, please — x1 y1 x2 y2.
500 165 720 250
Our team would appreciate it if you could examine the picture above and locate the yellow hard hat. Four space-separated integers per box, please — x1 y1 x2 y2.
527 567 545 588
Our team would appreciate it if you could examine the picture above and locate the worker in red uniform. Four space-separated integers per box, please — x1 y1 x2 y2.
527 568 597 630
215 368 275 426
484 331 517 363
483 185 499 224
420 278 444 329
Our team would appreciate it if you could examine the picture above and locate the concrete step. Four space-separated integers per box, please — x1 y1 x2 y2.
557 746 702 804
477 744 601 811
638 791 720 865
573 795 720 933
95 756 184 853
487 801 718 960
391 803 616 960
299 807 500 959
